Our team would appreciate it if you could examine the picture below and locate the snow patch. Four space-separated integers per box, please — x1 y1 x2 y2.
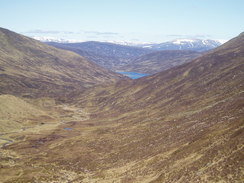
172 39 196 45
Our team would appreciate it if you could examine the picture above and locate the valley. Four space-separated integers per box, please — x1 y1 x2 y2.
0 28 243 183
47 39 221 74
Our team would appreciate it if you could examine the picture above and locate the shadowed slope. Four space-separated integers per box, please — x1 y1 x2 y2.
0 28 127 99
117 50 201 74
47 41 152 70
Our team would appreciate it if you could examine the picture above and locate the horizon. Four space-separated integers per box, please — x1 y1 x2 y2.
0 0 244 43
29 34 229 44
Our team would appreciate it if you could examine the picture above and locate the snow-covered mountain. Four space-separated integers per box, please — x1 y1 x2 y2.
32 36 82 43
106 40 154 47
138 39 224 52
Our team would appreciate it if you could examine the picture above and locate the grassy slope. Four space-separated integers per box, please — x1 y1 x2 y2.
0 95 49 133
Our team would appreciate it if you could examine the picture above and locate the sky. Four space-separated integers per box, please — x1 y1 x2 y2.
0 0 244 43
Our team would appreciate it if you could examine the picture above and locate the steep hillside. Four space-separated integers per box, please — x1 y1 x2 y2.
47 41 153 70
72 32 244 182
0 28 126 99
0 32 243 182
117 50 201 74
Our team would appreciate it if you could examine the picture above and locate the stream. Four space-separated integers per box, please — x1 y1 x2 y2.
0 138 14 148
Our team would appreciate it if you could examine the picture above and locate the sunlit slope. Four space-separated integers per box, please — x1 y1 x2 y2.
0 95 50 133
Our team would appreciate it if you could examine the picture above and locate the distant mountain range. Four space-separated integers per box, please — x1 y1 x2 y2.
47 41 152 70
33 36 224 51
46 39 222 74
37 36 224 52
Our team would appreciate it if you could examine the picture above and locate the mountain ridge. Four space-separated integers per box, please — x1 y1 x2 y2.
47 41 153 70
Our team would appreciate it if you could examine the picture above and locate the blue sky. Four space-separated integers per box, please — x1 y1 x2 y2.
0 0 243 43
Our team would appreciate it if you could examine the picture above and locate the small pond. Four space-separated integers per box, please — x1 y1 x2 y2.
64 128 72 130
